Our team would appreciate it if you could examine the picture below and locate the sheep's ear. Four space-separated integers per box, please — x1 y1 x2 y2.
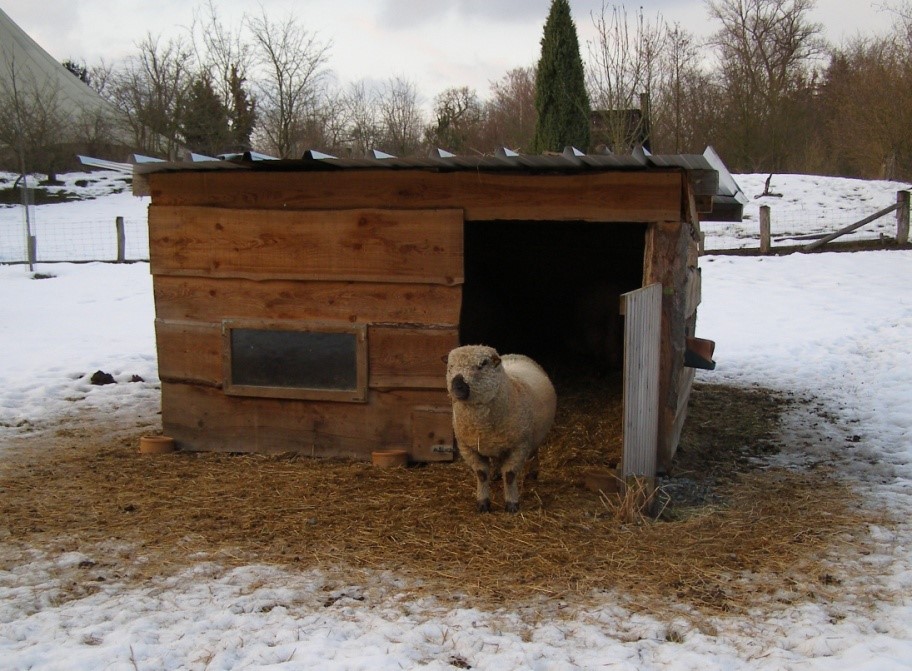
491 353 501 367
440 354 449 365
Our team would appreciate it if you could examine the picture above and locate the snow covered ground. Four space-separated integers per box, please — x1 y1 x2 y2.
702 173 912 250
1 171 911 669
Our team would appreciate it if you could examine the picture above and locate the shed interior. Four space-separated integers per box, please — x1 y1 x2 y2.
460 220 646 375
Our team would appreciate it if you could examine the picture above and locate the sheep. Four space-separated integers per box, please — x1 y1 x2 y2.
445 345 557 513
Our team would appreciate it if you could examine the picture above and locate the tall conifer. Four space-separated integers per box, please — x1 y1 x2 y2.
532 0 591 153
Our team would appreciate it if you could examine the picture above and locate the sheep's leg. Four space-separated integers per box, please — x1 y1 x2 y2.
501 448 531 514
525 452 540 482
460 448 492 512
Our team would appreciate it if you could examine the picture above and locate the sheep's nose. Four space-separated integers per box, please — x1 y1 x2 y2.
450 374 470 400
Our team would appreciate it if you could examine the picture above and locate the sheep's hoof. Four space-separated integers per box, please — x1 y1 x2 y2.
476 499 492 513
505 501 519 514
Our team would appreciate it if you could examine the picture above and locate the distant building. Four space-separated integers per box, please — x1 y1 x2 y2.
590 94 651 153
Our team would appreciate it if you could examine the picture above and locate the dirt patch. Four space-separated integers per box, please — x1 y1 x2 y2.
0 383 878 615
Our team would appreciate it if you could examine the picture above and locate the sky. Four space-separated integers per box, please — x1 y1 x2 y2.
1 0 901 105
1 170 911 668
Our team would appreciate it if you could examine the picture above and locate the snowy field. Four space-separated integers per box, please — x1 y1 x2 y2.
702 172 912 250
1 171 911 669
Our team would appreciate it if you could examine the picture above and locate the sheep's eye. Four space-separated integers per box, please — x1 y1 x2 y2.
478 358 489 369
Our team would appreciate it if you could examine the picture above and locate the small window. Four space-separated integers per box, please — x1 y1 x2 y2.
223 320 367 402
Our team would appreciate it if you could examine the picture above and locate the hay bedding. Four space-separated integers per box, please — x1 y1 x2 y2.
0 383 875 615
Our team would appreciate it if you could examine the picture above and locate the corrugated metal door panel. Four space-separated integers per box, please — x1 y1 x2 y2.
620 283 662 478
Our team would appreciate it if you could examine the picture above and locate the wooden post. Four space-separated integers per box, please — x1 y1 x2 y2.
897 191 910 245
115 216 126 263
698 231 705 256
759 205 771 254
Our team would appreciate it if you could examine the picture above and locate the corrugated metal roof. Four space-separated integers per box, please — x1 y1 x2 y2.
129 145 744 217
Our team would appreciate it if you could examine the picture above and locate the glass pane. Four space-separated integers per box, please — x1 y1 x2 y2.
230 329 358 391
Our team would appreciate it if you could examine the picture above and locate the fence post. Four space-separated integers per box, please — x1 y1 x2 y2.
27 235 37 269
115 216 126 263
897 191 910 245
759 205 771 254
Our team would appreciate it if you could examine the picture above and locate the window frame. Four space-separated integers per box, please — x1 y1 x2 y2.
222 319 368 403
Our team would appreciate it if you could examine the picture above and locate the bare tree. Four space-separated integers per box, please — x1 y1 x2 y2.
106 34 196 157
192 0 256 151
340 79 384 157
246 8 330 158
376 76 425 156
587 2 666 152
651 23 704 153
816 35 912 178
0 52 68 177
481 67 537 152
193 0 254 105
706 0 826 170
426 86 484 153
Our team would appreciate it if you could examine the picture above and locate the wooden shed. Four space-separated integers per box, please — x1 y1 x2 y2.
136 147 734 476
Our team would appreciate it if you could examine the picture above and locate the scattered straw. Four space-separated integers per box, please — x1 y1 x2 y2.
0 383 879 614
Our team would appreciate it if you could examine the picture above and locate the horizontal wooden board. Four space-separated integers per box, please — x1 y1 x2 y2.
161 382 451 459
153 276 462 326
367 326 457 389
147 170 685 223
155 319 222 386
155 319 456 391
149 206 463 285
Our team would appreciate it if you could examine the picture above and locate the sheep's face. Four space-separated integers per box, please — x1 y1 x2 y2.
446 345 503 404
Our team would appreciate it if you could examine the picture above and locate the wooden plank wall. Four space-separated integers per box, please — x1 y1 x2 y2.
151 205 464 460
620 283 662 478
643 214 702 471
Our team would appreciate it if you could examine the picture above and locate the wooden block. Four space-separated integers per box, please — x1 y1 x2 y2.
410 406 455 462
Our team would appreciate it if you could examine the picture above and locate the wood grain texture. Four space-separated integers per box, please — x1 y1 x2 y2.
643 220 697 471
149 206 463 284
161 382 451 458
147 169 685 223
152 276 462 325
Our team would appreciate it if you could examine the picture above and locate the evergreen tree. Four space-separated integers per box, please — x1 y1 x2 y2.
532 0 591 153
227 64 256 151
181 73 231 156
62 60 91 85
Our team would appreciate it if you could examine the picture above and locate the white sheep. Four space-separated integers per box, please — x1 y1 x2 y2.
445 345 557 513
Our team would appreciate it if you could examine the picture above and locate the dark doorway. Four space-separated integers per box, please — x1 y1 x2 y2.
460 220 646 373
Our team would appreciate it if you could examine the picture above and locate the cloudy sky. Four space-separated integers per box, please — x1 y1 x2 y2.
2 0 899 105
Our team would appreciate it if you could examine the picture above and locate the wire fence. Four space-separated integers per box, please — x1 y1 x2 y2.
0 213 149 264
701 190 910 252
